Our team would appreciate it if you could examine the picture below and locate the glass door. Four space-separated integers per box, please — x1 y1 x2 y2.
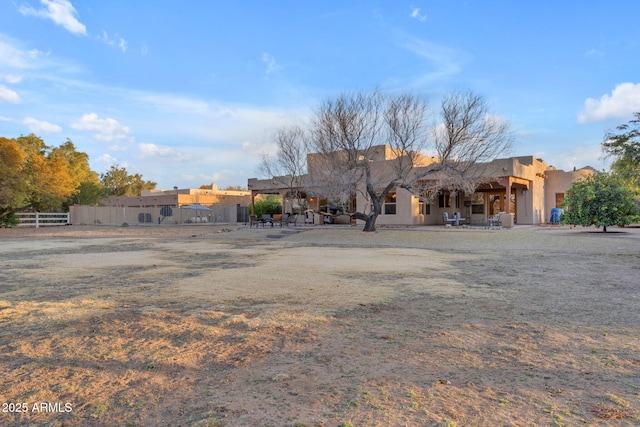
487 191 517 222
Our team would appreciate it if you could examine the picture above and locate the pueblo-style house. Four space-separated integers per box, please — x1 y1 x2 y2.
248 145 595 226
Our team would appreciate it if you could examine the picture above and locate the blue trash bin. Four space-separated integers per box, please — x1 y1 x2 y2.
550 208 563 223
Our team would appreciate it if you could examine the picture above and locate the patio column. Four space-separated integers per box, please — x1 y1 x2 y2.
496 177 513 214
504 177 512 214
250 191 256 215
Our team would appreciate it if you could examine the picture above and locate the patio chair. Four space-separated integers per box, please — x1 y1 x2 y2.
261 214 274 227
249 214 259 228
442 212 456 225
488 212 503 227
287 213 298 227
304 210 315 225
274 213 289 227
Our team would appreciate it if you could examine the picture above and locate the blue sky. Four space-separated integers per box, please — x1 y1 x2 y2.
1 1 640 189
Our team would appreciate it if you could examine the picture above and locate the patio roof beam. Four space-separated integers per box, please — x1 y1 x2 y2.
510 177 530 189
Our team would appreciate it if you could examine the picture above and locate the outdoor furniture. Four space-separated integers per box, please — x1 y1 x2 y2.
287 214 298 226
182 204 212 224
488 212 504 227
249 214 259 228
274 213 289 227
453 212 466 226
318 211 332 224
260 214 274 227
304 210 315 225
442 212 456 225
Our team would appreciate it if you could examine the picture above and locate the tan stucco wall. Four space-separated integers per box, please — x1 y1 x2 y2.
248 147 594 227
544 169 594 215
102 192 250 208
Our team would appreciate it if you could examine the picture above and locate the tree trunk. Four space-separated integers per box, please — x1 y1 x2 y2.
362 214 377 232
603 225 607 232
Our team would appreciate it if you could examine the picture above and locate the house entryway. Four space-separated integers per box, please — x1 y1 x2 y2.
487 191 517 223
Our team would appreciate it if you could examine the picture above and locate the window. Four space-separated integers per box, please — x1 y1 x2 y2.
471 192 485 214
384 191 396 215
438 193 449 208
438 191 459 208
418 200 431 215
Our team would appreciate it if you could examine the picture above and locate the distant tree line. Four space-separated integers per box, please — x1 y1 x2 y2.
0 134 156 226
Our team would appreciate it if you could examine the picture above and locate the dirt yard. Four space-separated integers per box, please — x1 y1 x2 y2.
1 223 639 426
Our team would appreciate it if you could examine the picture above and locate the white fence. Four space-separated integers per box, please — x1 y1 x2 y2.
16 212 71 228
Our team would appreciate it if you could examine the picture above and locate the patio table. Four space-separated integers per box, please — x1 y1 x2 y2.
453 212 466 226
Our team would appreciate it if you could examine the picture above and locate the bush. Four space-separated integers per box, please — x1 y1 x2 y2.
561 172 639 232
0 210 19 228
249 195 282 217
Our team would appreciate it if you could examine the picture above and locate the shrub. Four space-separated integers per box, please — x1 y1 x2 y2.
249 195 282 217
562 172 639 232
0 209 19 227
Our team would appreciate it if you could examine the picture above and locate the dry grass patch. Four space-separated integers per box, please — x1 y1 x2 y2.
1 225 639 426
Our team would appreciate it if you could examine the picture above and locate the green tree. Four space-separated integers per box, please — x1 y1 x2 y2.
71 181 104 205
603 112 640 161
15 134 77 211
100 165 156 196
129 173 157 196
611 156 640 195
50 139 103 206
0 137 28 226
0 138 28 209
561 173 639 232
603 112 640 194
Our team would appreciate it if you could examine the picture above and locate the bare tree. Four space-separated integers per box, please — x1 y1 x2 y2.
269 90 513 232
306 91 388 230
259 125 308 213
407 90 514 200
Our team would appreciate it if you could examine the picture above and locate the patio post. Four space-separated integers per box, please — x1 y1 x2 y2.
250 191 256 215
505 177 512 215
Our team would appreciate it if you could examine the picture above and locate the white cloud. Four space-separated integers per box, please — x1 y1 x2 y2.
0 35 76 73
97 30 127 53
400 36 468 86
137 93 210 115
19 0 87 35
2 74 23 83
71 113 132 141
138 142 192 161
241 141 258 152
0 84 20 103
95 153 129 169
262 53 280 74
197 170 237 185
410 7 427 22
0 37 35 69
535 144 609 171
578 82 640 123
23 117 62 134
